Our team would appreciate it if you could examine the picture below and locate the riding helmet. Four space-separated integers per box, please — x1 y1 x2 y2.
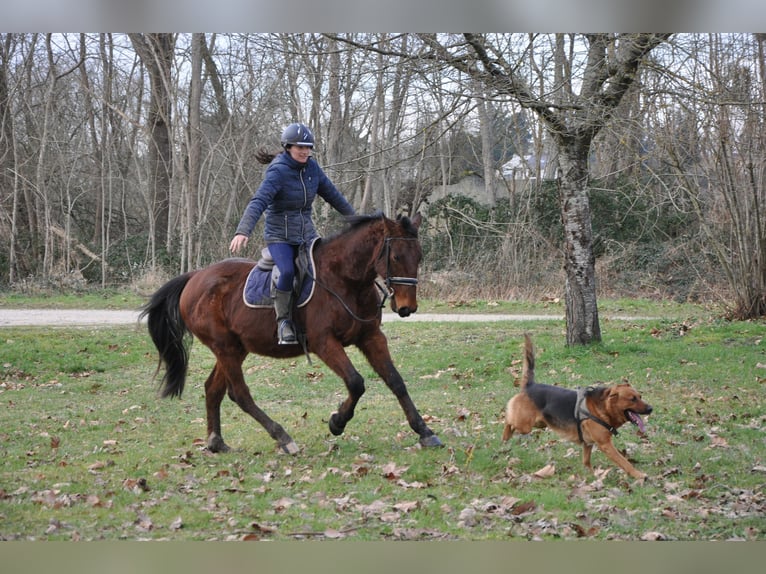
280 123 314 148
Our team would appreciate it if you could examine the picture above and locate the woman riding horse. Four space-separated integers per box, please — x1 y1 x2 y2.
229 123 355 345
142 212 443 455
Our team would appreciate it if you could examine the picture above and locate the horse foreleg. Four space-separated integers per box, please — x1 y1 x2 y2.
314 339 365 436
219 356 299 455
360 332 443 448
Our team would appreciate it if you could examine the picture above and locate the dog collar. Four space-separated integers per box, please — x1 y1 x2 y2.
575 386 618 442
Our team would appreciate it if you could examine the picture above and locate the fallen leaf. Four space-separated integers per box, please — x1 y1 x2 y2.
250 522 277 534
393 500 419 513
397 479 427 489
358 499 387 515
272 497 294 512
533 463 556 478
499 496 521 510
134 512 153 532
640 531 668 541
709 435 729 448
457 507 478 526
511 500 537 515
122 477 150 493
593 467 612 480
381 461 408 479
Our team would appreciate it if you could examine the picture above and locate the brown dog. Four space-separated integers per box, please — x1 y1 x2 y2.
502 334 653 479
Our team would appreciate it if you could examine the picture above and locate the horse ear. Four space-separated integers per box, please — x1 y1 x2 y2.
411 212 422 229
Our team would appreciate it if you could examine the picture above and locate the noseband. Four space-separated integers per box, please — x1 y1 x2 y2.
379 236 419 290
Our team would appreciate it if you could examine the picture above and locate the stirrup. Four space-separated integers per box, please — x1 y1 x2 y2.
278 319 298 345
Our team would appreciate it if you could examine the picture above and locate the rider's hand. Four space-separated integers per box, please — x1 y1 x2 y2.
229 234 248 254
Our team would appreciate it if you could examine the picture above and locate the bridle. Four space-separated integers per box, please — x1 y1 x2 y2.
378 236 419 291
310 234 420 323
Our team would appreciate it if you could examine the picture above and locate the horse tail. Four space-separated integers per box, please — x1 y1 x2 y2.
139 272 195 398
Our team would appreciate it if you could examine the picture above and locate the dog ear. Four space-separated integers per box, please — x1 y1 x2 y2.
585 385 611 404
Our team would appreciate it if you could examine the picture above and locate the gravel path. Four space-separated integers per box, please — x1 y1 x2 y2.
0 308 563 327
0 309 652 327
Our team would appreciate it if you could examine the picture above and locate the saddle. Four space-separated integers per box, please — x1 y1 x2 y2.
242 239 319 308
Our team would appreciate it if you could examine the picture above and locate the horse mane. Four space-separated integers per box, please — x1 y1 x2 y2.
344 211 384 229
341 211 419 238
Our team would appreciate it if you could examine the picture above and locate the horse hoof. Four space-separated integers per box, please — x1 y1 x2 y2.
279 440 299 455
328 412 345 436
207 433 231 453
419 434 444 448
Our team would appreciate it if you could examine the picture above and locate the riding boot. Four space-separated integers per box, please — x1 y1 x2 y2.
273 288 297 345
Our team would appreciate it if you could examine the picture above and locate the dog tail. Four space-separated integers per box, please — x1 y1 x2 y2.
521 333 535 388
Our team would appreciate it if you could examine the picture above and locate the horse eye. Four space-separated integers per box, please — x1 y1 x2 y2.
393 254 400 262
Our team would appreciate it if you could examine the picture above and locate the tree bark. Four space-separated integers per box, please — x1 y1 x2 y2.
559 139 601 344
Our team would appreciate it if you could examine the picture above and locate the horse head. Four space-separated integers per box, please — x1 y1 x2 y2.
379 213 423 317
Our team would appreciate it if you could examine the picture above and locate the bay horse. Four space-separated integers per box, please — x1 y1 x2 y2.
140 212 443 455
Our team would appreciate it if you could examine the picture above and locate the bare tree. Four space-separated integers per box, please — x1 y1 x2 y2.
655 34 766 319
416 33 671 345
182 33 204 272
0 34 18 282
128 33 176 264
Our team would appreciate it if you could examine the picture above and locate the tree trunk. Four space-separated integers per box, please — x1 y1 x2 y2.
476 79 496 207
97 34 113 287
559 140 601 344
326 36 343 169
360 47 385 214
185 33 203 272
0 34 17 282
128 33 175 264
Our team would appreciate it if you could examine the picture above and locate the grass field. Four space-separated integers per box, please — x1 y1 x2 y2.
1 302 764 541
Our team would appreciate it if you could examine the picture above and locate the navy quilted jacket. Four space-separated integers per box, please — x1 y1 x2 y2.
234 151 355 245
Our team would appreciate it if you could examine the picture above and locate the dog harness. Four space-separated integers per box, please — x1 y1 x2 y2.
575 386 618 443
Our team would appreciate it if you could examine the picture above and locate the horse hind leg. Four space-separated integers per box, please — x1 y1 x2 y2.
220 356 299 455
204 364 230 453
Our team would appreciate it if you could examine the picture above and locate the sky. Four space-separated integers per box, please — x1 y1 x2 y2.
4 0 766 32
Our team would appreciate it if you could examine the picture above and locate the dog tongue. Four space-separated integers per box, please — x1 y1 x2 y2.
628 411 646 433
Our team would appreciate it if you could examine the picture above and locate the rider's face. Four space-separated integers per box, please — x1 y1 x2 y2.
287 144 312 164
